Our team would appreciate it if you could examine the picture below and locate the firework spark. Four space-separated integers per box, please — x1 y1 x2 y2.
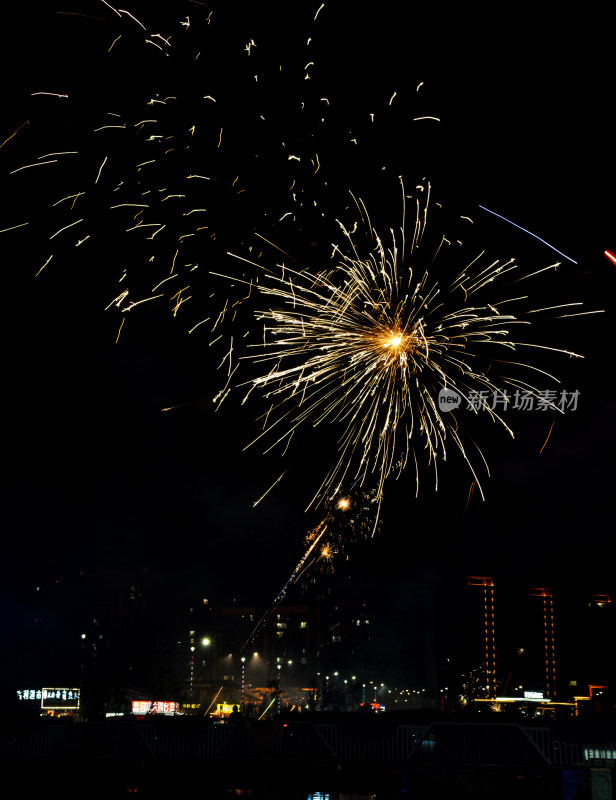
227 182 590 512
4 2 443 352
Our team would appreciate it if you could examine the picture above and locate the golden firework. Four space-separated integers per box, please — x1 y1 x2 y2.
230 184 588 510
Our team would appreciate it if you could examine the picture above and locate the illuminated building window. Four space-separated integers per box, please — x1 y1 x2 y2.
299 621 308 629
276 631 284 638
332 635 342 643
276 622 287 629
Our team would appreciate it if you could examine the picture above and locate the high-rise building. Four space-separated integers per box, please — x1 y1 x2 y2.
467 576 496 698
529 587 557 700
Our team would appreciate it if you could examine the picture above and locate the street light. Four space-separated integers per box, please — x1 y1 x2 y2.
200 638 211 684
241 657 246 712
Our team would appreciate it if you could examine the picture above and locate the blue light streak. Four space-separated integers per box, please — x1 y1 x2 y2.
479 205 577 264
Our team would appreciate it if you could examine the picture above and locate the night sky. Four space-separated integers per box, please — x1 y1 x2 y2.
1 1 614 687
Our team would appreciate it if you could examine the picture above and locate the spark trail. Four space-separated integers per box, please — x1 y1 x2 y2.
241 518 329 651
241 488 379 651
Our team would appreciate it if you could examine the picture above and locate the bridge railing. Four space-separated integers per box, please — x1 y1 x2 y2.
0 719 612 767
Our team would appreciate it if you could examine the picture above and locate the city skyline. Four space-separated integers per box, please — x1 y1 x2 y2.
5 563 614 714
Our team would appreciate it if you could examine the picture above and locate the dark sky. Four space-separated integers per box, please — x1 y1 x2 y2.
1 1 614 684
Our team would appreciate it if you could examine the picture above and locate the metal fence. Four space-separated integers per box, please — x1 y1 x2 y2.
2 720 615 768
0 725 66 758
315 724 427 761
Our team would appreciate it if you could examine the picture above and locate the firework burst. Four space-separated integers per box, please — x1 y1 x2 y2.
230 182 587 512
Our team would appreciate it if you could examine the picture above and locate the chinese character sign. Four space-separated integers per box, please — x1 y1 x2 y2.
131 700 179 715
41 688 80 709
